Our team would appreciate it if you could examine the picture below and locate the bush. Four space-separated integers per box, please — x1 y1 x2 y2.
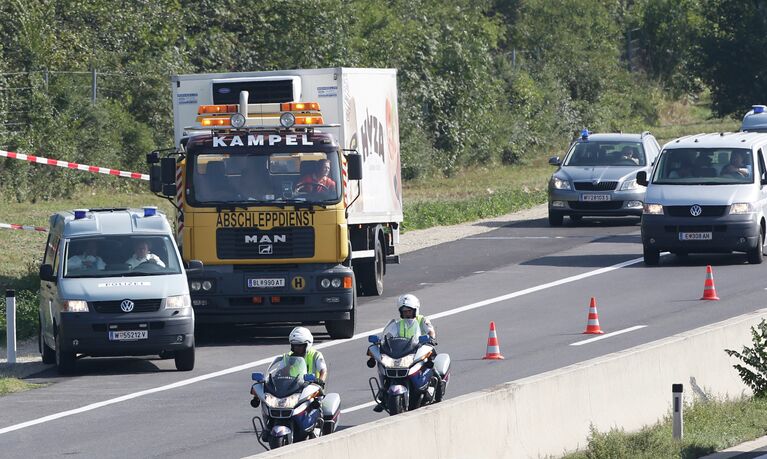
0 290 39 343
725 319 767 397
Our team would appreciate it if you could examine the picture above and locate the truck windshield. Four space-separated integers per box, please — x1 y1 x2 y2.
564 141 646 166
652 148 754 185
63 235 182 278
189 152 342 206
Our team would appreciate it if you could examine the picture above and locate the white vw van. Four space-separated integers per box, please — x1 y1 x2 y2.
637 132 767 265
38 207 198 374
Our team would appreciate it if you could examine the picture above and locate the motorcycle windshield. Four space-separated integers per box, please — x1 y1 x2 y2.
380 336 420 359
265 356 307 398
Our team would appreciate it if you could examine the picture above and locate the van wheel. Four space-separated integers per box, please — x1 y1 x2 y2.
548 210 564 226
39 319 55 364
748 227 764 264
175 345 195 371
55 332 76 375
643 246 660 266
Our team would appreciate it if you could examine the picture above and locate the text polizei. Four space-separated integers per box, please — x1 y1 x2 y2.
212 134 314 148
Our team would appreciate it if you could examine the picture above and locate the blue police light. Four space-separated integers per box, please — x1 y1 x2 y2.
753 105 766 114
143 206 157 217
581 128 589 140
74 209 88 220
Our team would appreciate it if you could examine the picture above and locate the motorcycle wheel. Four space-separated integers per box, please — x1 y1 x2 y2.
387 394 406 416
269 436 287 449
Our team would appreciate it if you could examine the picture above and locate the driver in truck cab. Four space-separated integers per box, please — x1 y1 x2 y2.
295 159 336 193
125 239 166 269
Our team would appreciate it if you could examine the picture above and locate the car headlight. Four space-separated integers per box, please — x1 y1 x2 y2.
165 294 191 309
730 203 754 214
620 179 642 191
264 393 301 409
643 203 664 215
63 300 89 312
552 177 571 190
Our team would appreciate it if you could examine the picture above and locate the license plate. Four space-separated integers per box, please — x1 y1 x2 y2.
679 232 712 241
581 194 611 202
108 330 148 341
248 278 285 288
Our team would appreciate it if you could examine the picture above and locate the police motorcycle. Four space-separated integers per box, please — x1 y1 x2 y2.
366 326 451 415
250 356 341 450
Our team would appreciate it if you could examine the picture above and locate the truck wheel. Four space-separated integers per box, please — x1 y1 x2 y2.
747 227 764 265
55 332 76 375
548 210 564 226
39 318 55 364
643 246 660 266
175 345 195 371
326 291 357 339
359 237 384 296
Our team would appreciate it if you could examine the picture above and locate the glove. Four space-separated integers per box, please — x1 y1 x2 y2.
316 379 326 388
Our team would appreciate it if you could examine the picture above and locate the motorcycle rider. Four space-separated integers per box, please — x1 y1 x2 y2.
283 326 327 383
370 294 435 412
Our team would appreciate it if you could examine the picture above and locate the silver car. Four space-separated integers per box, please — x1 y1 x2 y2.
547 131 661 226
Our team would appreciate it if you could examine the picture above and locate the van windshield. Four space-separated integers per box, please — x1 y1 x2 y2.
652 148 753 185
63 235 182 278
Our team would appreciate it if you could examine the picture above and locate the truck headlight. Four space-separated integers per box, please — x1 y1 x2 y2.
190 281 202 292
63 300 89 312
552 177 571 190
620 179 642 191
730 203 754 214
643 203 664 215
165 294 191 309
202 280 213 291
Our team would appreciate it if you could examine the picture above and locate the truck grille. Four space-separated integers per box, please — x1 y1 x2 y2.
573 181 618 191
91 299 162 313
665 206 728 217
216 227 314 259
568 201 623 210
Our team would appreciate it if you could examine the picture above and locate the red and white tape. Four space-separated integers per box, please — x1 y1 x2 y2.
0 149 149 181
0 222 47 233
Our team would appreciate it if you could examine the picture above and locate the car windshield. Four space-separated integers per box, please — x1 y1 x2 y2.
63 235 182 278
652 148 754 185
189 152 342 206
564 141 646 167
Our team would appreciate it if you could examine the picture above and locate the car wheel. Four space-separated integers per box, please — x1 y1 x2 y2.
643 246 660 266
747 227 764 265
548 210 564 226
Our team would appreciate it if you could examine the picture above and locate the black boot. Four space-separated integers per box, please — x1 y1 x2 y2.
373 403 384 413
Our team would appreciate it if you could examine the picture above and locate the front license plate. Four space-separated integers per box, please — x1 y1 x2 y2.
108 330 148 341
248 278 285 288
679 232 712 241
581 194 610 202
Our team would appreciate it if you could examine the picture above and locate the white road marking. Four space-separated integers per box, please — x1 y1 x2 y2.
466 236 579 240
0 256 645 435
569 325 648 346
340 401 377 414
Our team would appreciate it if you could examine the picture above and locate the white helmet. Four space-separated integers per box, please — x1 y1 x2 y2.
289 326 313 346
397 294 420 317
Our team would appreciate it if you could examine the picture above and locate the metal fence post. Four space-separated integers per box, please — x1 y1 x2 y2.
91 67 97 104
5 289 16 364
672 383 683 440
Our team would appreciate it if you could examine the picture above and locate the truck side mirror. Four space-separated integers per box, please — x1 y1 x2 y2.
150 165 163 193
161 157 177 184
636 171 648 187
162 183 177 197
186 260 203 273
548 156 561 166
39 264 55 282
346 153 363 180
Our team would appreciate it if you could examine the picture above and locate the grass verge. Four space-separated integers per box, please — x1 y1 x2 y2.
0 377 45 396
563 396 767 459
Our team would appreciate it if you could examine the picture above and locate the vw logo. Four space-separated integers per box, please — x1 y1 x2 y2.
690 205 703 217
120 299 135 313
592 179 600 185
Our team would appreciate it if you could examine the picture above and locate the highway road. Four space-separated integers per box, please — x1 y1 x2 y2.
2 214 766 458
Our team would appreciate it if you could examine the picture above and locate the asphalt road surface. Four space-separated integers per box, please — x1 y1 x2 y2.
2 215 766 458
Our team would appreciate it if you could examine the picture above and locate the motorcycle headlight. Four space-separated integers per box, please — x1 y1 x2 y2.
381 354 415 368
379 355 396 368
730 203 754 214
620 179 642 191
165 294 191 309
264 393 301 409
552 177 571 190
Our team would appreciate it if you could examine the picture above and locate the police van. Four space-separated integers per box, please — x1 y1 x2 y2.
38 207 197 374
637 132 767 265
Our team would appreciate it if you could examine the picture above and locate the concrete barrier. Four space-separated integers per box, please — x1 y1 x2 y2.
246 309 767 459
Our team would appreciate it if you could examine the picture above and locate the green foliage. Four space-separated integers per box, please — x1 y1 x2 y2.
725 319 767 397
0 290 39 343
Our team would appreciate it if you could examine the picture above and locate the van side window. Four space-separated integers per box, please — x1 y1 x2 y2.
758 149 767 183
43 234 61 275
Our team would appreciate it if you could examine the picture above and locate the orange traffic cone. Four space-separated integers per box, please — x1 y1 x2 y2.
482 321 505 360
583 297 604 334
701 265 720 300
